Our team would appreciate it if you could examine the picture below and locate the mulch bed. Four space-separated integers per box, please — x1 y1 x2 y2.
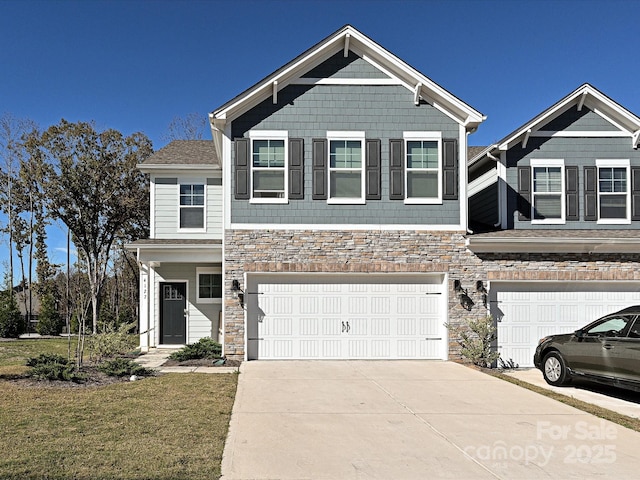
162 358 242 368
6 365 139 388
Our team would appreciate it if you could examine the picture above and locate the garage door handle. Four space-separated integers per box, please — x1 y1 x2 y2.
342 321 346 333
342 321 351 333
346 321 350 333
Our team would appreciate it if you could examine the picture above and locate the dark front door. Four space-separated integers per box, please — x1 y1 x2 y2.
160 282 186 344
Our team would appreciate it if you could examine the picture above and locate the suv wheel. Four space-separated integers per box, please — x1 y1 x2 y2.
542 352 570 386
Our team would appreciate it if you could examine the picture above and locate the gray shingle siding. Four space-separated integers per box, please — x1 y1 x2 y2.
230 83 461 225
543 106 619 132
302 51 390 79
506 135 640 229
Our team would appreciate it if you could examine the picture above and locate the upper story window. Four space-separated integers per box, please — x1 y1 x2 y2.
597 159 630 223
404 132 442 204
196 267 222 304
249 131 288 203
531 159 564 223
328 131 365 204
179 183 205 229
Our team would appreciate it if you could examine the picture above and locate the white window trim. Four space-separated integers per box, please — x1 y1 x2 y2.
530 159 565 225
248 130 289 204
596 159 631 225
403 131 442 205
327 131 366 205
196 267 223 304
178 180 206 232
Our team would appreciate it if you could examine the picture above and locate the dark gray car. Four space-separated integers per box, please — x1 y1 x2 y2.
533 306 640 392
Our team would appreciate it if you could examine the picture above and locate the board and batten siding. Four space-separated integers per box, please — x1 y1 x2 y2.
152 175 223 239
153 263 221 345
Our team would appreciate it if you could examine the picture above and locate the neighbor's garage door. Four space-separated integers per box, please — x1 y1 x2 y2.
245 274 447 360
490 282 640 367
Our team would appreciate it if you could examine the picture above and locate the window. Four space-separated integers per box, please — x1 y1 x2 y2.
328 131 365 203
403 132 442 203
196 268 222 304
179 183 204 229
597 159 630 223
531 159 564 223
249 131 288 203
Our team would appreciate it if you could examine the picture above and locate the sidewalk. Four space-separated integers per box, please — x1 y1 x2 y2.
135 349 239 374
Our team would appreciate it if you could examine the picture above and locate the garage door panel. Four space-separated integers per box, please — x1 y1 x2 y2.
249 274 446 360
493 282 640 367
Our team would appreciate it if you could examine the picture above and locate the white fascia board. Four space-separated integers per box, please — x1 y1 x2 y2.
138 164 220 174
213 25 483 129
138 249 223 264
468 169 498 197
466 237 640 254
229 223 466 232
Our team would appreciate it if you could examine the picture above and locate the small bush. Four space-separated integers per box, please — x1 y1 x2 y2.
87 322 138 361
446 315 500 368
36 293 64 336
97 358 154 377
0 290 25 338
168 337 222 362
26 353 86 382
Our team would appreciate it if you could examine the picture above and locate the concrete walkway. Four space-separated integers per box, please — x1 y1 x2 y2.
503 367 640 419
134 349 238 374
221 360 640 480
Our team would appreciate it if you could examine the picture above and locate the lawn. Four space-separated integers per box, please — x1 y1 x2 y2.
0 339 238 480
0 337 77 377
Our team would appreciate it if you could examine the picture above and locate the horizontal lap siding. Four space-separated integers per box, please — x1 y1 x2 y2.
154 178 223 238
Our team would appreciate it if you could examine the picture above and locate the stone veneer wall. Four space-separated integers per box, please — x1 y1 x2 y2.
223 229 487 359
224 230 640 360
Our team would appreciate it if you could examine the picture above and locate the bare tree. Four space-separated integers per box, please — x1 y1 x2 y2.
161 112 207 142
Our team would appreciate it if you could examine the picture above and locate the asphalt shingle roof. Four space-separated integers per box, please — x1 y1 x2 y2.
141 140 219 167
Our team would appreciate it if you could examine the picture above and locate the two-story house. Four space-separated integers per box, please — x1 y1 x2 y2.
208 25 486 361
468 84 640 366
128 140 223 350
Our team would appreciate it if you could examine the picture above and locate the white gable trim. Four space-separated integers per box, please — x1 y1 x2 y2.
498 84 640 151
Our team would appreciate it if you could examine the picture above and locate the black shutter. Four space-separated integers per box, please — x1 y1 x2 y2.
312 138 327 200
584 166 597 221
442 139 458 200
365 139 381 200
288 138 304 200
632 167 640 221
389 139 404 200
517 166 531 221
234 138 250 200
565 166 579 220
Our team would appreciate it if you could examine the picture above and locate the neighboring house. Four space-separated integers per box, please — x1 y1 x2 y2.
468 84 640 366
209 25 486 360
128 140 223 350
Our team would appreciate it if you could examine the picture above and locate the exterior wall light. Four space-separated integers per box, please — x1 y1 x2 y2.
231 279 245 308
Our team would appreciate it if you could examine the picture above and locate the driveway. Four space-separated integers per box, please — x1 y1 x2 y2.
221 361 640 480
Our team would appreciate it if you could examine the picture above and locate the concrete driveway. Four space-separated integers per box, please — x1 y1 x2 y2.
221 361 640 480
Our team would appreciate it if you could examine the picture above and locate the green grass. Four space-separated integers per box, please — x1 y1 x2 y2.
0 373 238 480
0 338 77 377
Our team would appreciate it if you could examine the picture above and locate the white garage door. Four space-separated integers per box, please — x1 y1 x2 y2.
245 274 447 360
490 282 640 367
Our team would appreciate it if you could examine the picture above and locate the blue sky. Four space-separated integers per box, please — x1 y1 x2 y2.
1 0 639 280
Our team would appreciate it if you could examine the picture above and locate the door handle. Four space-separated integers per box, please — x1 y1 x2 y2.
346 321 350 333
342 321 346 333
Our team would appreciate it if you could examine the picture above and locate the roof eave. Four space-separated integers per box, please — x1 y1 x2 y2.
138 164 221 173
467 237 640 254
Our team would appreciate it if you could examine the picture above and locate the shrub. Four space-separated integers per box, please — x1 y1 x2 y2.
97 358 154 377
26 353 86 382
445 315 500 368
168 337 222 362
36 293 64 336
87 322 138 361
0 290 25 338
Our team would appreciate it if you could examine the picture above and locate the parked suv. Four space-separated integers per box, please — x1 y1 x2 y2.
534 306 640 392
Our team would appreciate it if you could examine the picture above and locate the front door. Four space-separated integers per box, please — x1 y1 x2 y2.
160 282 186 344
